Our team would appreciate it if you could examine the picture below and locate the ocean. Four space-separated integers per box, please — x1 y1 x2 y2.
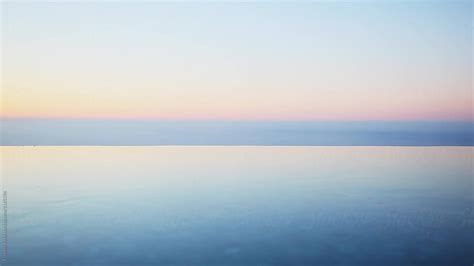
1 120 472 146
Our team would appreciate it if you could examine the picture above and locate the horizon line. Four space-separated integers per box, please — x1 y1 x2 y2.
1 117 473 123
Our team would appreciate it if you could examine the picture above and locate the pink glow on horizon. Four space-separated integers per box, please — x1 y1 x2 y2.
2 109 472 122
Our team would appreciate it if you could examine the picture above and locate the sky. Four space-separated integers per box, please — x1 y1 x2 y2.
1 1 472 121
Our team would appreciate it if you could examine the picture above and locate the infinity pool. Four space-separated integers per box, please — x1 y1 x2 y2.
1 147 473 265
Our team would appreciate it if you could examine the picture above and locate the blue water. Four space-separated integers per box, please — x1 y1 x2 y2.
1 146 473 265
1 119 473 146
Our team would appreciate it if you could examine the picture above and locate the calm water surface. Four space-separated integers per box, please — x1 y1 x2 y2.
1 147 473 265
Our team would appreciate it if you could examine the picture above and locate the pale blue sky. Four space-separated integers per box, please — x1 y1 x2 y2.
2 1 472 120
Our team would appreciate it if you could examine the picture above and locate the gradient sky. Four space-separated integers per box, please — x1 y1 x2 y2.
1 1 472 121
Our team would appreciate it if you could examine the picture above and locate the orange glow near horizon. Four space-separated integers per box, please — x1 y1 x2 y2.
2 84 472 121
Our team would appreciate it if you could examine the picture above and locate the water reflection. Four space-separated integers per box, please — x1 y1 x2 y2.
1 191 6 265
1 147 473 265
